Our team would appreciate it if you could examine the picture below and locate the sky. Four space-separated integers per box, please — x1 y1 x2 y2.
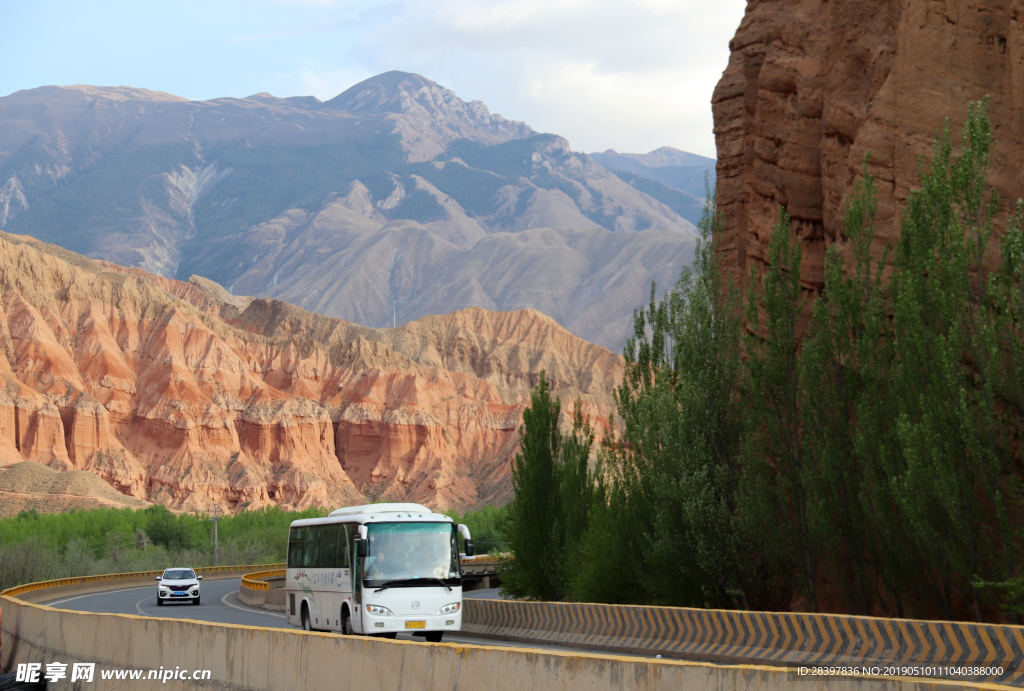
1 0 747 158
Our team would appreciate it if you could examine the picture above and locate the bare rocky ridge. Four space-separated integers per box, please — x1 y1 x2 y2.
0 231 622 513
712 0 1024 304
322 71 534 161
0 71 697 351
589 147 716 202
0 461 152 517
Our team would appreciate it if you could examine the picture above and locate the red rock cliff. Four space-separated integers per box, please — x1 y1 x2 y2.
0 233 622 513
713 0 1024 299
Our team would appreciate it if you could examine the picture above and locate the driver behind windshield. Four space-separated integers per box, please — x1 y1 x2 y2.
367 547 394 579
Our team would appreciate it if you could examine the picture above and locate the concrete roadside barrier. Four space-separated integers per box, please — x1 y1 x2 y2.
2 571 1018 690
1 588 1008 691
238 568 286 608
462 598 1024 687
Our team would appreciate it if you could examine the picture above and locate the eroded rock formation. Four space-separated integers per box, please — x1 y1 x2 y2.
0 232 622 513
713 0 1024 300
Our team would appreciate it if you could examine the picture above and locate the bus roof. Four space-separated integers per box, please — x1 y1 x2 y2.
289 503 453 528
329 503 432 517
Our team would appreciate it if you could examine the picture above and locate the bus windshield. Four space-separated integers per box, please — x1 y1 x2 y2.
364 522 460 587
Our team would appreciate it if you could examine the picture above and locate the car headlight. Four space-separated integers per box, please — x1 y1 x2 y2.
365 605 393 617
159 585 169 591
436 603 460 616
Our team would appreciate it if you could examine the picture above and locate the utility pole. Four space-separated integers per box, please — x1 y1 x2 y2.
209 506 221 564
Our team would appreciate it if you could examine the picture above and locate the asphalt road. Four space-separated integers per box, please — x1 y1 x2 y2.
42 579 650 658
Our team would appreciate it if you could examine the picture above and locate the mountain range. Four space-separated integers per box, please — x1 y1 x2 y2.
0 231 621 513
0 71 704 351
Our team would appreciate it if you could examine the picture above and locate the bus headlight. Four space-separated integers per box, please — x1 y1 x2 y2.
436 603 460 615
366 605 393 617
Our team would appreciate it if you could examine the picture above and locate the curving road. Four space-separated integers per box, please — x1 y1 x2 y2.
42 579 650 658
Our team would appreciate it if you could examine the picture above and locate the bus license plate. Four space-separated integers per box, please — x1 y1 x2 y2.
405 621 426 629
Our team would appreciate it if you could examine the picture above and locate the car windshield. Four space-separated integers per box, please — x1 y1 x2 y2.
163 569 195 580
364 522 460 587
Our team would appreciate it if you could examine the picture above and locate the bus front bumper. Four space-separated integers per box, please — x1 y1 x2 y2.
366 613 462 632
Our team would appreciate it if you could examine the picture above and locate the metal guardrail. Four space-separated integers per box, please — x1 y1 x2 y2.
241 569 287 592
235 557 504 591
1 563 286 599
460 554 508 576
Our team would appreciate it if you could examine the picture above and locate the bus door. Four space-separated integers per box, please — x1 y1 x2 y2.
346 522 364 633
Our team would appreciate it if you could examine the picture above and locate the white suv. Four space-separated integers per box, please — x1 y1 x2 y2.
156 568 203 606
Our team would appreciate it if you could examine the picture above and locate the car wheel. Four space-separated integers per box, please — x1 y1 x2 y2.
193 596 201 605
341 609 353 635
156 597 163 607
302 606 312 631
425 632 443 643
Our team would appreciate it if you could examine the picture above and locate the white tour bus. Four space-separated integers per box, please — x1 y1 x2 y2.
285 503 473 642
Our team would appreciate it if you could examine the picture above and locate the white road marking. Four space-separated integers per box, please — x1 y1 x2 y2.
46 586 150 607
135 594 151 616
219 590 286 619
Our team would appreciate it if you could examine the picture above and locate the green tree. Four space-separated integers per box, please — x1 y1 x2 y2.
885 99 1023 620
786 100 1024 620
500 373 597 600
596 177 748 607
797 158 918 616
741 206 822 611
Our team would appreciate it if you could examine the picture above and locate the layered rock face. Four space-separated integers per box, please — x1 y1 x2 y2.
0 232 621 513
713 0 1024 299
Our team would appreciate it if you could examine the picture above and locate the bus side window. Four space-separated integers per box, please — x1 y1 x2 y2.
288 527 305 568
343 523 357 567
320 524 339 568
338 524 350 569
304 526 321 568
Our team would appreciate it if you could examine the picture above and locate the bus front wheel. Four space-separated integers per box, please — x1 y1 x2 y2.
341 608 353 636
425 632 443 643
302 605 312 632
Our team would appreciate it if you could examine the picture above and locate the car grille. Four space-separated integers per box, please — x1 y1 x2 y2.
169 585 192 592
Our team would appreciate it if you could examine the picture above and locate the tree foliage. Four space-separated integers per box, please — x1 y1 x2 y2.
502 101 1024 621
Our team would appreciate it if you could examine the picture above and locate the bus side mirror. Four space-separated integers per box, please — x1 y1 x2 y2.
456 524 473 557
356 540 368 558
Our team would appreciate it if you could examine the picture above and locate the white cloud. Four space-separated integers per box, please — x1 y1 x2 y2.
245 0 747 156
374 0 744 156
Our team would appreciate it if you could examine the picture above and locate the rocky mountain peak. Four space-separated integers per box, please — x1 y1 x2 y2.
322 70 533 144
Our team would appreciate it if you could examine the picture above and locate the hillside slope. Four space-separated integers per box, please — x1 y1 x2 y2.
0 231 622 513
